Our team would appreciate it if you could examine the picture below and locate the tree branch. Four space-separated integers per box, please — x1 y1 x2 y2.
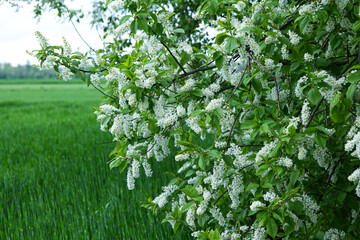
91 82 117 101
70 18 96 52
337 56 358 79
160 40 187 74
178 65 216 79
250 57 281 111
305 98 324 128
225 60 249 104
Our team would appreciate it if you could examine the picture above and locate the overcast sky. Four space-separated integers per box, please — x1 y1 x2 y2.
0 1 103 66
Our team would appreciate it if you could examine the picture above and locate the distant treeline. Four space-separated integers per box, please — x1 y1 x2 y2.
0 62 57 79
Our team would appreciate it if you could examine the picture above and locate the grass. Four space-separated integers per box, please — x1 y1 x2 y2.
0 79 190 239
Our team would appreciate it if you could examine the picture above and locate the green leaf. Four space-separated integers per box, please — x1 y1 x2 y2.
337 192 346 203
178 141 193 147
347 83 357 100
189 110 204 117
240 120 257 130
130 18 138 33
290 62 301 71
180 52 191 66
289 200 304 212
256 164 269 176
246 183 259 191
353 20 360 32
225 37 238 54
174 28 185 34
348 71 360 83
215 55 225 70
138 18 148 33
119 15 132 25
307 88 322 105
267 217 278 239
215 32 229 45
208 0 219 14
289 170 300 187
330 93 352 123
299 16 310 34
199 155 208 171
317 9 328 23
181 202 195 212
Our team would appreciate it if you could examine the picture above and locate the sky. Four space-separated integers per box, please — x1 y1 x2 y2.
0 0 103 66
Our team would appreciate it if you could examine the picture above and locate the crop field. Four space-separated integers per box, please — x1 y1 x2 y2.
0 79 189 239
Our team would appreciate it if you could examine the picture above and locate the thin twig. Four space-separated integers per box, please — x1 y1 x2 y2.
160 40 187 74
337 56 358 79
305 98 324 128
70 18 96 52
250 57 281 111
91 82 117 101
226 108 243 146
178 65 216 79
225 61 249 104
213 189 228 206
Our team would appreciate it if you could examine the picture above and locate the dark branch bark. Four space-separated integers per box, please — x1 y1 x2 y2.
160 40 187 74
305 98 324 128
225 60 249 104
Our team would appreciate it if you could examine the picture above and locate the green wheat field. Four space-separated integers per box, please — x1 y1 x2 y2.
0 79 190 239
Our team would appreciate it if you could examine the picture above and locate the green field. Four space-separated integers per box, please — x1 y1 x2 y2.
0 79 189 239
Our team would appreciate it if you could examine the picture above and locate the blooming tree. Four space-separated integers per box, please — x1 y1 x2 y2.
10 0 360 238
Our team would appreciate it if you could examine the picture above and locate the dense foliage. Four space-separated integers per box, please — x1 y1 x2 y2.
9 0 360 239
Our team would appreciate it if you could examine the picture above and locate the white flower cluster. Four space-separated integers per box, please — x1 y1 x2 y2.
299 2 318 15
205 98 224 112
278 157 293 168
186 205 196 228
263 190 278 202
301 99 311 126
35 31 48 48
234 1 246 12
348 168 360 197
90 73 101 86
250 201 265 211
110 113 137 139
113 20 131 36
304 53 314 62
281 44 289 60
284 117 300 134
109 0 125 11
298 145 307 160
335 0 349 12
180 78 196 92
298 194 320 223
147 134 170 162
175 153 190 161
313 146 330 169
228 174 244 208
196 190 212 215
324 228 346 240
255 140 278 162
288 30 301 46
210 206 226 226
59 67 73 81
153 185 179 208
62 37 71 57
203 83 220 98
295 76 308 99
41 55 57 70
